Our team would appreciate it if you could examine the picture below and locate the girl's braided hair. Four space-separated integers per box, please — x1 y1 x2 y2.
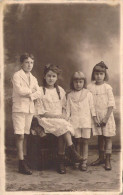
43 64 62 99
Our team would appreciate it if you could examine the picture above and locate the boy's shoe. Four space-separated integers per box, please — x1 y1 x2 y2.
19 160 32 175
24 155 31 169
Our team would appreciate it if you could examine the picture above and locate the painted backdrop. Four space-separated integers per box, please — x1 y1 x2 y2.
4 3 120 147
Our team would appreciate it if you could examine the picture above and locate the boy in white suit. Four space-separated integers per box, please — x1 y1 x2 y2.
12 53 41 175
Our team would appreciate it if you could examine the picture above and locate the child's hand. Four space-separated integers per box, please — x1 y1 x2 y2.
93 116 101 127
56 115 65 119
32 88 37 93
100 117 108 127
24 93 31 98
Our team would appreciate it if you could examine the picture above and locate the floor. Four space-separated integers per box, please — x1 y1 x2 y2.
5 150 121 194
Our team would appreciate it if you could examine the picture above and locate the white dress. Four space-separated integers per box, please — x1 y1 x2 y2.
87 82 116 136
66 89 96 129
35 86 74 137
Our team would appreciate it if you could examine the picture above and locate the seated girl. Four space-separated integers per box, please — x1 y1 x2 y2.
34 64 83 174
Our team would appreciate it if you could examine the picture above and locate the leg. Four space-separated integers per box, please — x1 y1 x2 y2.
12 112 25 160
16 134 24 160
98 135 105 153
16 134 32 175
23 134 28 156
75 138 81 155
91 135 105 166
80 138 88 171
80 138 83 156
57 136 66 174
23 113 33 169
62 132 73 146
58 135 66 155
12 112 32 175
104 136 112 170
73 138 81 169
82 138 88 162
23 134 31 168
63 132 82 163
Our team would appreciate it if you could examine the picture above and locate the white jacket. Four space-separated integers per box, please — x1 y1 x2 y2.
12 69 41 113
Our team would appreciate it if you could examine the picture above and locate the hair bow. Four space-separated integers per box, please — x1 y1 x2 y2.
96 61 108 69
45 64 51 69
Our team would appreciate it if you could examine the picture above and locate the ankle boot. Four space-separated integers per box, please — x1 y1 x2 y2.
57 154 66 174
73 163 79 170
105 154 112 170
91 151 105 166
24 155 31 169
68 144 83 163
19 160 32 175
79 159 87 171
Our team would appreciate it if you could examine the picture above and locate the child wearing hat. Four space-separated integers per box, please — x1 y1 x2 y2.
66 71 97 171
88 61 116 170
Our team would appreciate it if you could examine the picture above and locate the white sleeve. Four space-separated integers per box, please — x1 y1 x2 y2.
30 79 41 101
66 95 71 119
34 98 48 115
107 87 116 108
12 74 32 96
59 86 66 109
88 92 96 117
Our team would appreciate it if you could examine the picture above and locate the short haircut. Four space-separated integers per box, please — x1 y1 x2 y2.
20 53 34 63
91 70 109 81
91 61 109 81
70 71 87 90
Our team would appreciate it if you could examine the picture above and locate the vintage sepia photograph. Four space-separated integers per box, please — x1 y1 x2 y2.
1 0 122 194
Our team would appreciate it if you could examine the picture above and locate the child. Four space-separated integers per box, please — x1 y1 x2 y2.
35 64 83 174
12 53 41 175
88 61 116 170
66 71 97 171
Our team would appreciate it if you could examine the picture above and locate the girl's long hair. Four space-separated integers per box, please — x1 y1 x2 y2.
43 64 62 99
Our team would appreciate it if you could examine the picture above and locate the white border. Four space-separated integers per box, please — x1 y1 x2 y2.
0 0 122 194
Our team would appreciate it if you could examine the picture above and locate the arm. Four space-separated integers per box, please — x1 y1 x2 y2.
61 95 68 119
101 106 113 125
29 79 41 101
88 93 96 117
101 87 115 126
12 74 32 96
65 95 71 121
88 92 100 126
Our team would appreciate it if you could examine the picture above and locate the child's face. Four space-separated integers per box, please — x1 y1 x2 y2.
73 79 84 91
94 71 105 84
21 57 34 73
44 70 58 88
